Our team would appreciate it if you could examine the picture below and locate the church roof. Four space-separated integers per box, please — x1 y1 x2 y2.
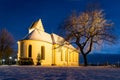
29 19 44 33
21 19 76 49
23 29 52 43
51 33 64 44
51 33 75 49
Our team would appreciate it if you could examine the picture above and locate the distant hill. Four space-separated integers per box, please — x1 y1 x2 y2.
79 54 120 65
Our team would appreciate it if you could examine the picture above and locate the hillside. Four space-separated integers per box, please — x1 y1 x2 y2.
80 54 120 65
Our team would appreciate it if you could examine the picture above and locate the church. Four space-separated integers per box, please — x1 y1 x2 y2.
17 19 79 66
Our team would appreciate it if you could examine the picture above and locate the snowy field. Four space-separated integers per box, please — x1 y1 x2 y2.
0 66 120 80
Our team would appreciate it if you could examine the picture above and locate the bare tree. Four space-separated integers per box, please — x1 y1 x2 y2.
60 7 116 66
0 28 14 60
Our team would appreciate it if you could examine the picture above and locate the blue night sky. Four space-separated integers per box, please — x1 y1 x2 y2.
0 0 120 54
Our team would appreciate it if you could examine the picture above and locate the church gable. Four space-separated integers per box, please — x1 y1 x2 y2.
51 33 64 44
51 33 76 49
29 19 44 33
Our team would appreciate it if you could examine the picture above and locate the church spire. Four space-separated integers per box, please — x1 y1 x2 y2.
29 19 45 33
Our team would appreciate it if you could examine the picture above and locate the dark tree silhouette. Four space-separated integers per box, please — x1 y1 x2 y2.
36 53 41 65
0 28 14 60
60 6 116 66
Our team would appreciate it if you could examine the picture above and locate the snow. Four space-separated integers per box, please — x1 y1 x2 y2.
24 29 53 43
0 66 120 80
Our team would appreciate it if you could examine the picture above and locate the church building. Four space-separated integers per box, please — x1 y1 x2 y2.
17 19 79 66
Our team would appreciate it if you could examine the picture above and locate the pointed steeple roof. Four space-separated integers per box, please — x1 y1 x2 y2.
29 19 44 33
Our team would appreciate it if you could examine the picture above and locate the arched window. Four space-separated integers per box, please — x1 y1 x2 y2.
69 53 71 62
41 46 45 60
20 42 24 57
76 53 78 62
61 50 63 61
73 53 74 62
65 50 68 61
28 45 32 57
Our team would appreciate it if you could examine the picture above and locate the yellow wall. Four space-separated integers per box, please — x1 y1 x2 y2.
18 40 53 66
18 40 79 66
52 44 79 66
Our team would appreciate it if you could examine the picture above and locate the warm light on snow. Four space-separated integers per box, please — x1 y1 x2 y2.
0 66 120 80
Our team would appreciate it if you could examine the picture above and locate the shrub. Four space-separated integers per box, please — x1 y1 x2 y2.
18 58 34 65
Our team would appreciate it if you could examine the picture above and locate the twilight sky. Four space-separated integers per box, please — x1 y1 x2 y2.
0 0 120 54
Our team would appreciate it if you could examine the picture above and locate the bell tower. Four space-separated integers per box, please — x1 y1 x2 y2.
29 19 45 33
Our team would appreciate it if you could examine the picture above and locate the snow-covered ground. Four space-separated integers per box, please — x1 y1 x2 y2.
0 66 120 80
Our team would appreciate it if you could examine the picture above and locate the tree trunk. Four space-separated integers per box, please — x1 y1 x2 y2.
83 54 88 66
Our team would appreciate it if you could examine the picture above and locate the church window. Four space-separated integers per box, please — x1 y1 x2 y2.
20 42 24 57
69 53 71 62
28 45 32 57
75 53 77 62
76 54 78 62
65 50 68 61
61 50 63 61
73 53 74 62
41 46 45 60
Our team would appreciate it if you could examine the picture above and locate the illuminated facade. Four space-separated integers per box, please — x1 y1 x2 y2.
17 19 79 66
